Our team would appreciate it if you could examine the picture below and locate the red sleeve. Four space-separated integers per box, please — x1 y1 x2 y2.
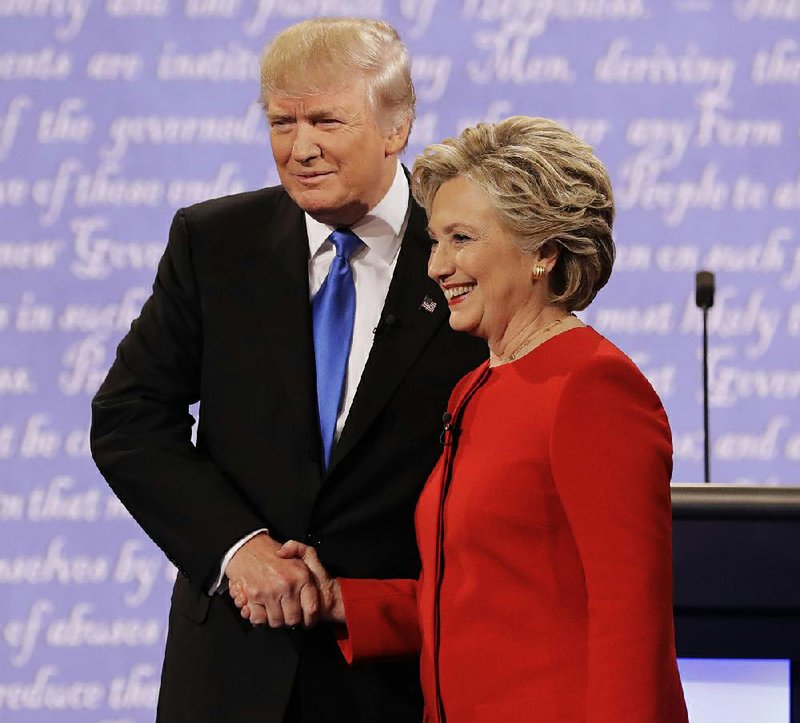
550 355 687 722
335 578 420 664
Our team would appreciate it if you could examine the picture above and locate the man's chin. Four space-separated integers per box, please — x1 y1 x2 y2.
292 190 368 227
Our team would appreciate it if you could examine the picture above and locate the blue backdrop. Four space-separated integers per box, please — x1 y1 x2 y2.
1 0 798 720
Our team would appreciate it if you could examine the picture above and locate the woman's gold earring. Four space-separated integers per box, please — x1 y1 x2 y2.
532 265 546 280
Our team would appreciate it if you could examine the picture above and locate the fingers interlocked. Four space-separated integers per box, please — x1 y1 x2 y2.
228 542 322 629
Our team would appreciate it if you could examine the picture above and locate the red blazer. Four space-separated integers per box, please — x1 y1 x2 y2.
338 327 688 723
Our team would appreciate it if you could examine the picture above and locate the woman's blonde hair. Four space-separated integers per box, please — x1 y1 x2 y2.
259 17 415 138
412 116 615 311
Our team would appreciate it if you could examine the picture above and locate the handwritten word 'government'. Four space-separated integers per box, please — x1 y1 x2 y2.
102 104 266 161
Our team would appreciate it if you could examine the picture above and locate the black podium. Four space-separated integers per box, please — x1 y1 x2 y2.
672 484 800 721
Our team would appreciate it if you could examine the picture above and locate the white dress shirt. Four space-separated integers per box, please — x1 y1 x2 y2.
306 161 408 441
211 162 409 592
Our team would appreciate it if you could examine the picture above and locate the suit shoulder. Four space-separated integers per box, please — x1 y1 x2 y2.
168 186 304 253
179 185 294 226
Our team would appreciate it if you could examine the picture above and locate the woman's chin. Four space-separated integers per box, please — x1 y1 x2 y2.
447 314 480 337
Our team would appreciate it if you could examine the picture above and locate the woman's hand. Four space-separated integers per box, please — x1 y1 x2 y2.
277 540 346 624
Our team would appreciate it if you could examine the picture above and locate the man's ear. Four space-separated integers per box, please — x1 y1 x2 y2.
384 116 412 156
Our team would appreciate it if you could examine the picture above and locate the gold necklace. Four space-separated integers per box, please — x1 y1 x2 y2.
501 313 573 364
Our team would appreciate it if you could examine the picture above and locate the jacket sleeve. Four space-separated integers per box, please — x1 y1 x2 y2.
549 355 687 722
336 578 420 663
90 209 266 590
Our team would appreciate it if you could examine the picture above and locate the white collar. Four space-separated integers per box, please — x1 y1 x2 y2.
305 162 409 265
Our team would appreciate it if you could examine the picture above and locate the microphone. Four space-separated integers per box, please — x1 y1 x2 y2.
695 270 715 484
440 411 453 446
695 271 715 310
373 313 397 337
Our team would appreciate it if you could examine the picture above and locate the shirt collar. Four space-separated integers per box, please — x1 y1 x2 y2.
306 162 409 265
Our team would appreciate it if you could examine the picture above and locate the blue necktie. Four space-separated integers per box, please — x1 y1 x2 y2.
312 228 363 467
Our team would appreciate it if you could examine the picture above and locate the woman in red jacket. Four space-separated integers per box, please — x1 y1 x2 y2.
235 116 689 723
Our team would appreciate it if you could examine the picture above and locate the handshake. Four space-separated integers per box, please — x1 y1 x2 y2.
225 533 345 628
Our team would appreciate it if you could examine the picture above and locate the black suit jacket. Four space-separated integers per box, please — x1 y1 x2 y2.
90 184 487 722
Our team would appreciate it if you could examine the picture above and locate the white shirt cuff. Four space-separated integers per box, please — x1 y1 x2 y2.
208 528 269 594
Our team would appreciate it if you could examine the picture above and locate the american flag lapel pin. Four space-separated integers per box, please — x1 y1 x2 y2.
420 295 437 313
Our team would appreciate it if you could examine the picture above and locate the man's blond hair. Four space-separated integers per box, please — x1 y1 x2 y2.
259 17 416 140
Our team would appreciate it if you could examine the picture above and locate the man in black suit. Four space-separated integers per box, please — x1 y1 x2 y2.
90 17 486 723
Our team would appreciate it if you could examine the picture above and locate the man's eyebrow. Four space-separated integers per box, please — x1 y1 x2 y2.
267 111 294 121
306 107 347 120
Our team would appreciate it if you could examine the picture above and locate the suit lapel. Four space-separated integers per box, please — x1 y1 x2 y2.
329 199 447 471
244 192 321 468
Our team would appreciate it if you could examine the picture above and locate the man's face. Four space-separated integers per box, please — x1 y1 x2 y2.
267 78 406 227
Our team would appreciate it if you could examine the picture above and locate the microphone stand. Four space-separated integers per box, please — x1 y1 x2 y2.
702 305 710 484
695 271 715 484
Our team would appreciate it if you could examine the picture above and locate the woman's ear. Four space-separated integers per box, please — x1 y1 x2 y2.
535 240 561 274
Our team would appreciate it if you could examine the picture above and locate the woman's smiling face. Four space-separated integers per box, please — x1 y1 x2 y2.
427 175 540 347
